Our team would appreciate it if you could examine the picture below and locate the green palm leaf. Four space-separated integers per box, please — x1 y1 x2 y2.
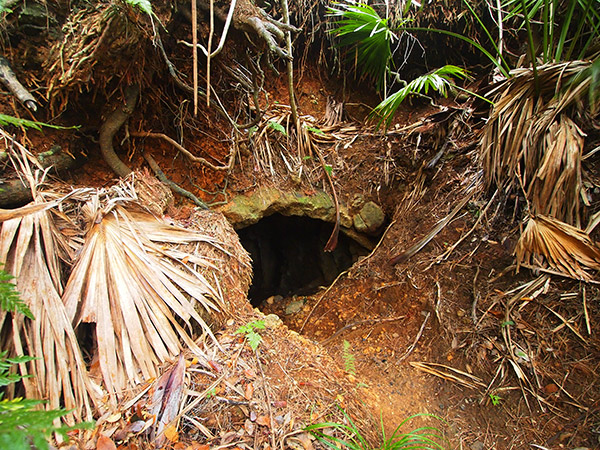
371 65 469 128
328 1 399 90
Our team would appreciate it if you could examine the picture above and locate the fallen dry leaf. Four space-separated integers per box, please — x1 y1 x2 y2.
244 418 255 436
296 433 314 450
244 382 254 401
186 444 210 450
106 413 122 423
256 415 271 427
97 435 117 450
164 424 179 443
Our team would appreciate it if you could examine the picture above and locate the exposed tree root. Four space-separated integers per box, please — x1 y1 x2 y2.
0 56 38 111
142 152 208 209
98 85 139 178
0 152 84 207
131 131 235 172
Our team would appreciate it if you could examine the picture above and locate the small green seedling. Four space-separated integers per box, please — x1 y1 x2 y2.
235 320 266 351
307 126 325 135
268 121 287 136
205 387 216 399
489 393 501 406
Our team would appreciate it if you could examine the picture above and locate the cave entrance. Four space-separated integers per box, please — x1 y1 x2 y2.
237 214 370 307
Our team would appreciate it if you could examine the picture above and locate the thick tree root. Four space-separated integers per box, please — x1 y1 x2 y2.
143 153 208 209
0 56 38 111
0 151 85 207
98 85 139 178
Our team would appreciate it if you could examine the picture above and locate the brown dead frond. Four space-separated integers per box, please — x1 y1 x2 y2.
0 142 246 417
482 61 594 227
515 215 600 281
61 198 225 406
0 201 102 423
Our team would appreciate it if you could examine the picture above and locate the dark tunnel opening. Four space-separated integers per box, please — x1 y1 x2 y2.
237 214 370 307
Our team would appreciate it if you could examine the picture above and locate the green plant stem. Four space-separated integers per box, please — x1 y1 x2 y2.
565 0 594 60
542 0 550 62
453 84 494 105
554 0 577 61
461 0 507 70
403 27 510 77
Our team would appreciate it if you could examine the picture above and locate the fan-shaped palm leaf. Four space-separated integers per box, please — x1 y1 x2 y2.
515 214 600 280
371 65 469 128
328 1 399 90
61 203 223 405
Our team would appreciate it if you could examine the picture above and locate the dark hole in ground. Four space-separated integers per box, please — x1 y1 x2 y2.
238 214 370 307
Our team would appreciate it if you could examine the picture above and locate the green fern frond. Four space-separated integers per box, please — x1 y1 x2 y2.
0 114 78 131
371 65 469 129
342 340 356 376
0 399 87 450
0 270 33 319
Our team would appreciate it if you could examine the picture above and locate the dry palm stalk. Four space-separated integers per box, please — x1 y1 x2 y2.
390 185 477 264
515 215 600 281
410 362 486 390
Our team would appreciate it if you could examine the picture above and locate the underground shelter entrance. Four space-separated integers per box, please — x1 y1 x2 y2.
237 214 370 307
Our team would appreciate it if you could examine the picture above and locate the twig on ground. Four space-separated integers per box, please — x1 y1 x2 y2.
410 362 486 389
398 312 431 362
543 304 588 345
472 266 480 325
321 316 405 345
582 286 591 335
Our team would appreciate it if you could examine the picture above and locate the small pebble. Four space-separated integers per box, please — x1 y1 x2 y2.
470 441 485 450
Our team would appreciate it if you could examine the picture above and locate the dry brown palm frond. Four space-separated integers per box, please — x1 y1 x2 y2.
515 215 600 281
0 204 102 423
482 61 594 227
61 202 223 405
